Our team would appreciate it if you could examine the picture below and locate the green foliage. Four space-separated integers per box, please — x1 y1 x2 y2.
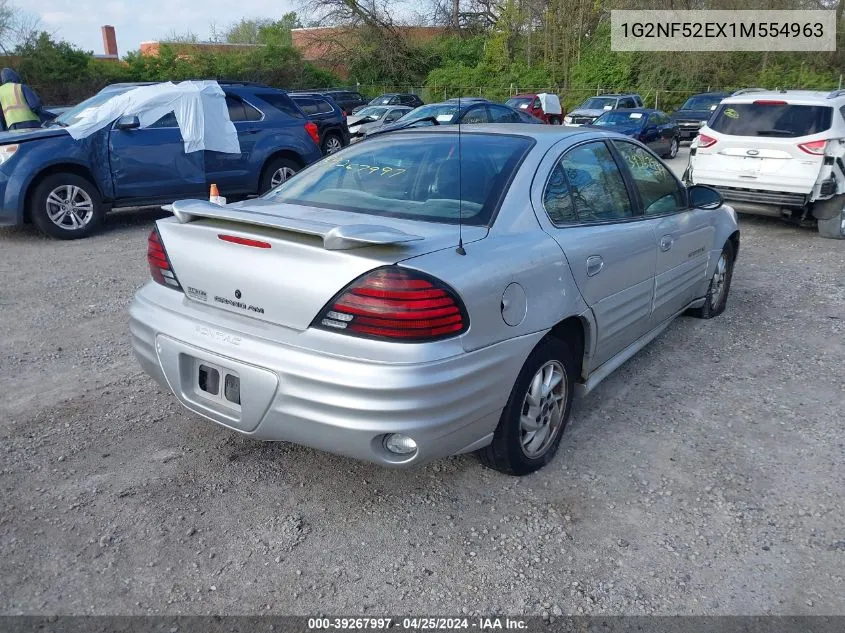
9 32 340 105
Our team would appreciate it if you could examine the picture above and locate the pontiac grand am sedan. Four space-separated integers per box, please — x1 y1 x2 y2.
130 126 739 475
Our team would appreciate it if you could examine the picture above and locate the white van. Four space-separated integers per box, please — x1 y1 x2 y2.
686 89 845 238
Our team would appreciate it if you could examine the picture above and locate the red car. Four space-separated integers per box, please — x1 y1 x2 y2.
504 93 563 124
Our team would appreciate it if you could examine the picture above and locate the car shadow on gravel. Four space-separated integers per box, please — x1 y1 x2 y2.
0 206 172 242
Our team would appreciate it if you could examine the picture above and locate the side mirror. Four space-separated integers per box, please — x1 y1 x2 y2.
115 115 140 130
688 184 723 209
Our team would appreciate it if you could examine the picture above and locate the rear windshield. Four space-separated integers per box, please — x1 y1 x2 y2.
580 97 617 110
262 133 534 226
680 95 724 111
506 97 533 110
355 106 389 119
593 111 645 126
710 103 832 137
405 103 459 123
371 95 395 105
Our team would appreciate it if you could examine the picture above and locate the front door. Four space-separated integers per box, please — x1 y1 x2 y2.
108 113 205 201
612 140 714 324
540 140 657 368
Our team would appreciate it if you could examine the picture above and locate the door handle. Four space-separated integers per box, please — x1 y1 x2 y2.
586 255 604 277
241 128 261 135
660 235 674 252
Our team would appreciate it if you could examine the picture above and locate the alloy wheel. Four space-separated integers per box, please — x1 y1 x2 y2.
46 185 94 231
325 137 342 154
270 166 297 188
519 360 567 458
710 252 728 308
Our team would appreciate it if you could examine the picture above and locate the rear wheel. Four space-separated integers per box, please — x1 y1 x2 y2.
478 337 575 476
322 133 343 155
259 157 301 194
663 137 679 159
688 240 735 319
30 173 104 240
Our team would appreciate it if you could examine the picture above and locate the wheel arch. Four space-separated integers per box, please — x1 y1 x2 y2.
260 150 305 182
23 163 103 223
547 314 593 382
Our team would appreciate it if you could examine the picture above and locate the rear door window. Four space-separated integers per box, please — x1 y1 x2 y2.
710 103 833 137
257 92 304 118
226 96 262 122
552 141 633 223
461 106 489 124
313 98 334 114
488 105 520 123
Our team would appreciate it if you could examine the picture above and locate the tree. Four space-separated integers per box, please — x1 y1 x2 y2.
0 0 40 54
224 13 303 46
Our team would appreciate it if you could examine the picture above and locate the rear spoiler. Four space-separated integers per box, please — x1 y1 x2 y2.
163 200 424 251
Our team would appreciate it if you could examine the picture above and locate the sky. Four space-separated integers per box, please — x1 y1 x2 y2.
26 0 298 55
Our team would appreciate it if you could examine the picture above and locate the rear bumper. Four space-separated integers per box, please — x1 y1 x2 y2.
694 184 809 217
129 283 542 467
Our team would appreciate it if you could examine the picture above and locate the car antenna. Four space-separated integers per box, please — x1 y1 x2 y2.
456 96 466 256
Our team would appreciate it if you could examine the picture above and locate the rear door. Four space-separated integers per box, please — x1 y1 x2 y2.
613 140 714 323
539 140 657 368
641 113 663 152
109 112 206 201
694 101 833 193
203 94 263 195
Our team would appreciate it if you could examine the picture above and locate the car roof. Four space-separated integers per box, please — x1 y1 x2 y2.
722 89 845 105
594 93 640 98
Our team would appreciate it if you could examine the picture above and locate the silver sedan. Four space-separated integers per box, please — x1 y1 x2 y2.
130 125 739 475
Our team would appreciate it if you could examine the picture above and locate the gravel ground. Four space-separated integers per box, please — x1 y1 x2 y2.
1 171 843 616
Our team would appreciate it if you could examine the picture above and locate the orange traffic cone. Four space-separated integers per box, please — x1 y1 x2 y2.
209 183 225 205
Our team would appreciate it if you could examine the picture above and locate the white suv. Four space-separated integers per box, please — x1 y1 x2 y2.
686 89 845 238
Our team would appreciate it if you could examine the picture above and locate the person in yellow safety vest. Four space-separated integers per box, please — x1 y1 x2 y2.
0 68 44 131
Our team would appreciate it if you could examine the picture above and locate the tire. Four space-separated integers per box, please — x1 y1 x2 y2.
321 132 343 155
662 137 679 159
478 337 576 476
688 240 735 319
817 213 845 239
259 157 301 194
30 173 104 240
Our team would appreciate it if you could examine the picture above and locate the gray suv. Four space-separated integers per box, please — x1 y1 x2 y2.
565 93 644 126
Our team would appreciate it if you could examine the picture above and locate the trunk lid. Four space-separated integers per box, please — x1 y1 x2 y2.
157 198 486 332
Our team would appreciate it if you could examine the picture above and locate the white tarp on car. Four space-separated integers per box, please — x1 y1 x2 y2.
538 93 562 115
65 81 240 154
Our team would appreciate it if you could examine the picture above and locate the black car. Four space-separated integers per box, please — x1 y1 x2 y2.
590 108 680 159
670 92 730 141
290 93 350 155
292 90 367 115
365 100 538 139
352 93 424 114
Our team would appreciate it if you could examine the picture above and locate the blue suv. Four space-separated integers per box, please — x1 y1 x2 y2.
0 81 323 239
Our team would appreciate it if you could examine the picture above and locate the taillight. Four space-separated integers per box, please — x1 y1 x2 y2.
313 267 468 342
304 121 320 145
798 139 827 155
697 133 717 148
753 100 787 105
147 228 182 291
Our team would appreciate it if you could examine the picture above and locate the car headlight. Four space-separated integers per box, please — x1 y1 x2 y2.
699 121 707 127
564 116 572 123
0 144 19 165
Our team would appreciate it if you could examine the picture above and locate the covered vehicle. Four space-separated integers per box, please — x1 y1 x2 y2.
670 92 730 141
346 105 412 142
505 93 563 124
0 81 322 239
687 89 845 238
365 100 538 139
130 125 739 475
591 108 680 158
564 93 644 126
